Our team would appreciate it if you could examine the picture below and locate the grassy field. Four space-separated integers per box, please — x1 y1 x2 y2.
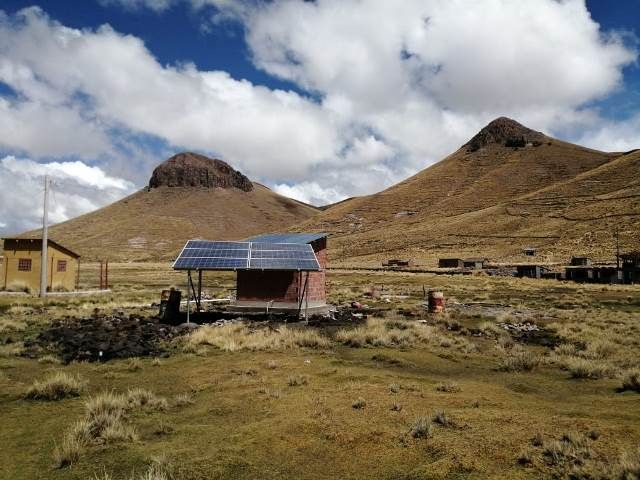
1 264 639 479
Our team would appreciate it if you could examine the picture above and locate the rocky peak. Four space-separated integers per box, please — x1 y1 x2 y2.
148 152 253 192
466 117 546 152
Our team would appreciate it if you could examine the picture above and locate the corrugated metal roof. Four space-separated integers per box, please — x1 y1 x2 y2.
244 232 327 244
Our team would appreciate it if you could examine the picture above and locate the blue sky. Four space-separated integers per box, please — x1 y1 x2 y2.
1 0 639 234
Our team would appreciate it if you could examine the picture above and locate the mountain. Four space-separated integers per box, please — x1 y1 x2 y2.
298 117 640 264
23 152 320 261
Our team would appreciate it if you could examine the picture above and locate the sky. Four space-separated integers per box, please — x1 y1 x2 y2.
0 0 639 235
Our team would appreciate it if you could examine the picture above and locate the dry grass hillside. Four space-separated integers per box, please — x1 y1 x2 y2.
299 118 639 265
20 153 320 261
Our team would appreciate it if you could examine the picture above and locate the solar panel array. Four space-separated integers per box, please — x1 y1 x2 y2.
172 240 320 271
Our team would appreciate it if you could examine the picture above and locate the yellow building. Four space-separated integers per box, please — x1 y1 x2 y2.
0 238 80 293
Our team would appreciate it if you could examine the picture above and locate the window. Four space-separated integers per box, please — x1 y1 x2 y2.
57 260 67 272
18 258 32 271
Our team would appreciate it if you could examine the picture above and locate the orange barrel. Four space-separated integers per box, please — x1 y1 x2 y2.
427 290 445 313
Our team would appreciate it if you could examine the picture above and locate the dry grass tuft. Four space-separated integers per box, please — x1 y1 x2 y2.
38 354 61 365
432 410 453 427
410 417 433 438
620 369 640 393
542 432 593 467
25 372 85 401
287 375 309 387
0 318 27 333
563 358 615 380
498 348 543 372
127 358 142 372
352 397 366 409
336 318 434 348
186 324 330 352
435 382 461 393
52 435 83 468
126 388 169 411
173 393 194 407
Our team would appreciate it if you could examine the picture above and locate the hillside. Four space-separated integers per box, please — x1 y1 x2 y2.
300 117 640 264
21 153 320 261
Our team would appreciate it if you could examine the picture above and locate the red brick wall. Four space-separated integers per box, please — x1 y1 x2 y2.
236 237 327 303
237 270 298 302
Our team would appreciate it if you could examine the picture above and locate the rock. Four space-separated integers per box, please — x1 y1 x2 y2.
149 152 253 191
466 117 546 152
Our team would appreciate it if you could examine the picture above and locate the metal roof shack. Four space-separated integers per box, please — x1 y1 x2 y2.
172 233 328 316
621 251 640 284
516 264 552 279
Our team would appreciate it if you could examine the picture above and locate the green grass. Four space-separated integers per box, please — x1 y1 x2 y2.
0 264 639 479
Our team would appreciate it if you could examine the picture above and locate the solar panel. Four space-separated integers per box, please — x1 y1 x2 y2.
172 240 320 271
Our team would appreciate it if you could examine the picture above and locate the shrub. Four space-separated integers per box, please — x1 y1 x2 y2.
554 343 577 356
352 397 366 409
410 417 433 438
435 382 460 393
620 369 640 392
151 358 162 367
25 372 84 401
389 383 400 393
6 281 30 293
390 402 402 412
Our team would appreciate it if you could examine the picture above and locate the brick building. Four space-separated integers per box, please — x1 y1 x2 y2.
239 233 327 313
172 233 328 316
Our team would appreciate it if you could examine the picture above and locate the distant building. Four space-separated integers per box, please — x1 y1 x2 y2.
0 238 80 293
621 251 640 284
516 264 551 279
383 259 414 267
462 258 487 269
565 266 620 284
570 257 591 266
522 247 537 257
438 258 464 268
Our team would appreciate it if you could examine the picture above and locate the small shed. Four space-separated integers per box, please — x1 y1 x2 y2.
172 233 328 316
522 247 537 257
463 258 487 269
383 259 413 267
0 238 80 293
438 258 464 268
516 265 551 279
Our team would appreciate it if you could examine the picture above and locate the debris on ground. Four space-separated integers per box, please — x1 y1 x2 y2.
24 314 180 363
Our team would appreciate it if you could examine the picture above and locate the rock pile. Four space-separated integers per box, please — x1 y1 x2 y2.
27 314 179 363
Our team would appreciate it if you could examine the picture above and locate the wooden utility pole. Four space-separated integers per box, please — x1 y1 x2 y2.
40 176 50 298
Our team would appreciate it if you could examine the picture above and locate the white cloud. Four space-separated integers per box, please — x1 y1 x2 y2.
98 0 177 12
0 155 135 235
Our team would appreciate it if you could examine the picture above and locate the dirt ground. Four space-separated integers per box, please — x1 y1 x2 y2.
0 263 639 480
